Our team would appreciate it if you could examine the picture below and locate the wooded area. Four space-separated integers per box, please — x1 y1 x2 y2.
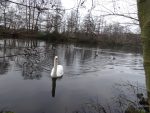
0 0 140 46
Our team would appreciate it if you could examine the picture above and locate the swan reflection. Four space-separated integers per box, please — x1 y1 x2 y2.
51 77 63 98
52 78 57 97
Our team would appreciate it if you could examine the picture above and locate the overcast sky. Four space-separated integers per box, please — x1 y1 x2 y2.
61 0 139 33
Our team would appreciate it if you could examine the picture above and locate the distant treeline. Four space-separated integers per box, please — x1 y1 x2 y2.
0 24 141 47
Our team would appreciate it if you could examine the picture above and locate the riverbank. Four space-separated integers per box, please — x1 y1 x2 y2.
0 29 141 49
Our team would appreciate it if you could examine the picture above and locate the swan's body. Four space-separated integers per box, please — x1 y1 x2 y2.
51 65 63 77
51 56 63 78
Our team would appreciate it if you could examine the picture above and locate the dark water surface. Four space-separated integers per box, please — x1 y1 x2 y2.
0 39 146 113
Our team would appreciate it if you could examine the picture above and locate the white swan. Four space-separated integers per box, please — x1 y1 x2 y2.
51 56 63 78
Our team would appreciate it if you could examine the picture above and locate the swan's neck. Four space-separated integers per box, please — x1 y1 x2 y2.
53 60 57 75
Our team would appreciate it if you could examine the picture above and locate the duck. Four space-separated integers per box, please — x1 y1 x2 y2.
51 56 63 78
95 51 99 57
110 55 116 60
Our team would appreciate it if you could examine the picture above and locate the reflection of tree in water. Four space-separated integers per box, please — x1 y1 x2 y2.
16 45 51 80
72 81 148 113
65 45 75 66
0 60 9 75
0 39 10 75
113 81 148 113
65 47 93 65
0 39 52 79
22 61 42 80
21 47 46 80
80 49 92 64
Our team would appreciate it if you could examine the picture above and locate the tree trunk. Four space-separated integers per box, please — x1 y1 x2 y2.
137 0 150 109
35 11 40 31
4 1 6 29
28 1 31 31
32 0 36 30
4 9 6 29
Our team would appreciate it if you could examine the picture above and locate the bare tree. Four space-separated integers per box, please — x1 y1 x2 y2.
0 0 10 28
67 10 78 33
82 13 95 34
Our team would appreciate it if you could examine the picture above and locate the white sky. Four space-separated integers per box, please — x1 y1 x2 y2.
61 0 75 9
61 0 139 33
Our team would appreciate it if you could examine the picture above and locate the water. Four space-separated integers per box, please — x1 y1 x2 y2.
0 39 146 113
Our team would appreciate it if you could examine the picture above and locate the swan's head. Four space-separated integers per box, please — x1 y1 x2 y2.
54 56 58 62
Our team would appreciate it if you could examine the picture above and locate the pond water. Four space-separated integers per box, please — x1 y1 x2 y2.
0 39 146 113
